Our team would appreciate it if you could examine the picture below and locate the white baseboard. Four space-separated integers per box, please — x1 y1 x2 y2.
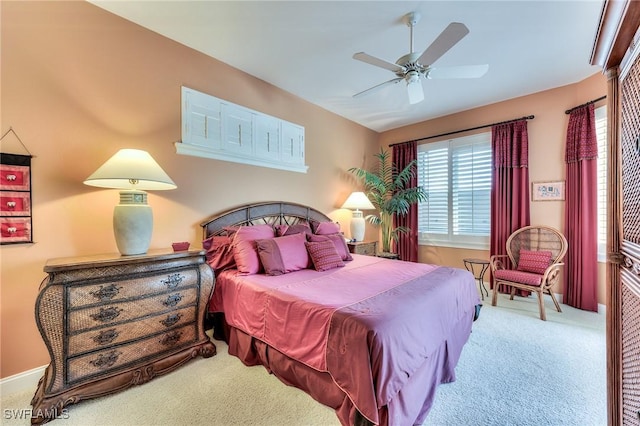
598 303 607 315
0 365 46 396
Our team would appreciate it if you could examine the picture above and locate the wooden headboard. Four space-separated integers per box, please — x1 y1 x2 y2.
200 201 332 239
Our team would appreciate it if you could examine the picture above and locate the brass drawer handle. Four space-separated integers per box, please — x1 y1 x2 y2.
90 284 123 302
160 331 182 346
92 329 119 345
90 307 123 323
89 350 121 369
162 293 183 307
161 273 184 290
160 313 182 327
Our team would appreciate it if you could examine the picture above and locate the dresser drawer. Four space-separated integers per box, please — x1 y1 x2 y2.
66 323 197 385
67 269 198 308
67 305 196 357
68 287 198 333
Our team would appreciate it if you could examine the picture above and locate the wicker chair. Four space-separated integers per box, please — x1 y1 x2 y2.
490 225 568 321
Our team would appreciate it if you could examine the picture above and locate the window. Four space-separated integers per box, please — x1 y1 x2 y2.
417 132 492 249
595 106 607 261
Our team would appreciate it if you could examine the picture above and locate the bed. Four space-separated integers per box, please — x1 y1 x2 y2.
201 201 481 426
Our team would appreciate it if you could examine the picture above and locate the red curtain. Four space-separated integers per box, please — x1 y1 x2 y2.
564 104 598 312
490 120 531 293
392 141 418 262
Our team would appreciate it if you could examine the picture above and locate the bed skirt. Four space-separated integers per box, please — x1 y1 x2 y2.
215 312 474 426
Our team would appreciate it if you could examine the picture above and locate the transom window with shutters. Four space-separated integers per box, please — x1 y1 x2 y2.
417 132 492 249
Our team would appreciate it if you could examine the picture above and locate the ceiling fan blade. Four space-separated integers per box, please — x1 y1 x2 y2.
353 52 405 73
353 78 403 98
428 64 489 79
417 22 469 66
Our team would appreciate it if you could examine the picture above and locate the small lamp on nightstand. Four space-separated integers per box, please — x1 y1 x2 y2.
341 191 375 242
84 149 177 256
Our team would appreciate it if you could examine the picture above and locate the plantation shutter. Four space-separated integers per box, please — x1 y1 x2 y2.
418 141 448 234
417 133 491 242
595 105 607 257
452 136 492 235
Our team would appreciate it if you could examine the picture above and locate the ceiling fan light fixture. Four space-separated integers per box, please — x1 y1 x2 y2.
406 71 424 104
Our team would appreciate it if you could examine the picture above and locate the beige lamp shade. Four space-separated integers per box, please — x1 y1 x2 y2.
342 192 374 242
84 149 176 256
83 149 176 190
341 192 375 211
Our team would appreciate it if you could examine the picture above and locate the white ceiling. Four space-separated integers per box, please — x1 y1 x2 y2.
89 0 604 132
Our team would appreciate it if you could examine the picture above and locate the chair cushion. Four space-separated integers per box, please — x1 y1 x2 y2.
517 250 552 274
494 269 544 286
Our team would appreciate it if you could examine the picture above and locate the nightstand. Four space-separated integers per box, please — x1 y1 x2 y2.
347 241 377 256
31 249 216 424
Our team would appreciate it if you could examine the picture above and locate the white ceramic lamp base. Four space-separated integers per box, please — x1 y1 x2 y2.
350 210 366 242
113 190 153 255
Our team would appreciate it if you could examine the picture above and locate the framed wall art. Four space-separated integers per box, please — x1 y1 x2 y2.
531 181 565 201
1 128 34 244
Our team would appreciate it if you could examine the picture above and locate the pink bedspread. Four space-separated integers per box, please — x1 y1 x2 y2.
210 255 479 424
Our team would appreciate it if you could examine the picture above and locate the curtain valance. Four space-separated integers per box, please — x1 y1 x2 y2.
492 120 529 168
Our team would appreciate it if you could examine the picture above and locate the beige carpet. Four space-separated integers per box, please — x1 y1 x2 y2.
1 293 606 426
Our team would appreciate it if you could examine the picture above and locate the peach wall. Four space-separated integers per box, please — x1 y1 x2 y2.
0 1 379 378
379 73 608 306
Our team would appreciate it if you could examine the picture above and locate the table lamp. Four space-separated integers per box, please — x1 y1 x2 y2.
341 191 375 242
84 149 176 255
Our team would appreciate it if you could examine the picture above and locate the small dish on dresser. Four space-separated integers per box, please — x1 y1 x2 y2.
172 242 190 252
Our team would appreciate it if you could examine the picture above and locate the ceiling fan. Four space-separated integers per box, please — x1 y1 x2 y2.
353 12 488 104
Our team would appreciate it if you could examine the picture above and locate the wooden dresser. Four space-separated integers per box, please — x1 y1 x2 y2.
30 249 216 424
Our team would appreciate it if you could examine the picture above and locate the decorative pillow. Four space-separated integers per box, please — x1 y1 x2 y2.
274 223 312 237
256 233 310 276
231 225 275 275
307 234 353 261
517 250 553 275
305 240 345 272
202 235 235 271
312 221 341 235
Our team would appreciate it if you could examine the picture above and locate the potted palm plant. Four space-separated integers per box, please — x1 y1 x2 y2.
349 149 427 255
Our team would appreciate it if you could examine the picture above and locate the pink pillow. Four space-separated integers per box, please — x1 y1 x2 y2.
274 223 312 237
202 235 235 271
256 233 310 276
517 250 553 275
231 225 275 275
312 221 341 235
305 239 344 272
307 234 353 261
